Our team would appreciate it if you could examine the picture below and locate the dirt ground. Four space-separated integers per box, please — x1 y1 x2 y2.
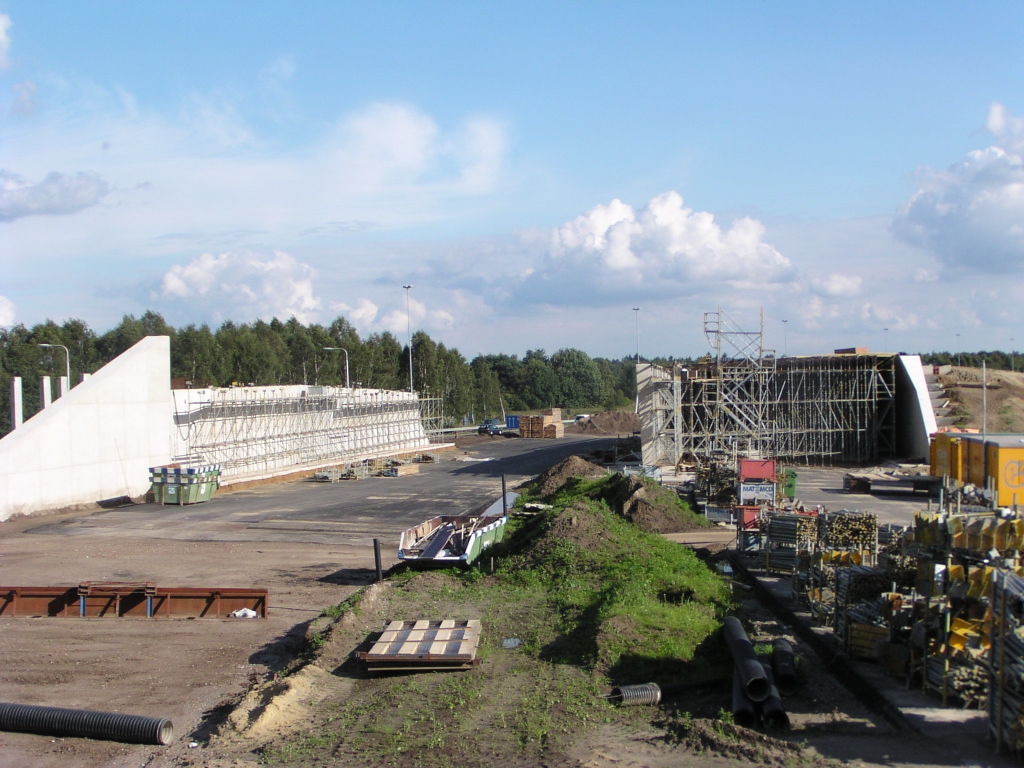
0 510 378 768
942 366 1024 432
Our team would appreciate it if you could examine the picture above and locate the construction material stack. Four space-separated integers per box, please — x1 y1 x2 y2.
520 408 563 439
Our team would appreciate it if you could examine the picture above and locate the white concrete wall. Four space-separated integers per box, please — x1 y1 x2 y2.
895 354 939 462
0 336 173 520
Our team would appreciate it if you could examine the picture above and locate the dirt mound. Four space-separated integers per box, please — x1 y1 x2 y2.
598 474 705 533
567 411 641 435
539 501 613 554
663 718 817 767
530 455 609 498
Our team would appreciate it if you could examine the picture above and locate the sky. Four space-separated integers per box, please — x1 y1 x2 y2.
2 2 1024 359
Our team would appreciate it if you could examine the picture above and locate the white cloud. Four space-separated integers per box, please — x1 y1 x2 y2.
912 267 938 282
349 298 379 328
0 169 109 221
0 295 15 326
514 191 793 304
11 80 35 115
158 250 322 323
0 14 11 70
893 102 1024 272
812 273 862 297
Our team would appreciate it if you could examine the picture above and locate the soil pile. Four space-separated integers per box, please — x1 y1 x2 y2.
942 367 1024 432
597 473 706 533
567 411 641 435
662 718 817 768
530 455 609 497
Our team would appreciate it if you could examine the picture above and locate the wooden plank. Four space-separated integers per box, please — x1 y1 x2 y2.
440 619 456 629
413 619 430 630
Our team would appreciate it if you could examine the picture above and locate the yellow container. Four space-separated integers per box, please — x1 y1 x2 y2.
993 446 1024 508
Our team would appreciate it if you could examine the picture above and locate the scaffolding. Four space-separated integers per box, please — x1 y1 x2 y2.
640 310 897 468
171 385 432 482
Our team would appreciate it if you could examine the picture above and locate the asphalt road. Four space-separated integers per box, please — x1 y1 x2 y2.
22 434 618 547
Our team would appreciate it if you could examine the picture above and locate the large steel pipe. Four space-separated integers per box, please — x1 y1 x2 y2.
0 702 173 745
759 661 790 730
731 668 757 728
771 638 799 696
722 617 770 703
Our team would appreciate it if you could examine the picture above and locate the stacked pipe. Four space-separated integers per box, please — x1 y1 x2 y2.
723 617 769 726
723 618 798 729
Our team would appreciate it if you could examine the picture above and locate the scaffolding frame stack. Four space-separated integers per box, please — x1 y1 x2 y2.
172 385 432 483
640 309 897 468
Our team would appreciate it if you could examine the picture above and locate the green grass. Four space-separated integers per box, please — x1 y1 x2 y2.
259 469 729 766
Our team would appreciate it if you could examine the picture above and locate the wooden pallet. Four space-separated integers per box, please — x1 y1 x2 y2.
359 619 481 671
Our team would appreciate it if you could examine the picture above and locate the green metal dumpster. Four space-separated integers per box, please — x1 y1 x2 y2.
149 464 222 506
781 468 798 500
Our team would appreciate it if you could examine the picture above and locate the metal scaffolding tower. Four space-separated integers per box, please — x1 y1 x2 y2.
172 385 432 482
640 311 897 468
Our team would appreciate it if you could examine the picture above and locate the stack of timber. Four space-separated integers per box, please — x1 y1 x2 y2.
359 619 482 672
925 656 987 708
819 511 878 549
520 408 563 439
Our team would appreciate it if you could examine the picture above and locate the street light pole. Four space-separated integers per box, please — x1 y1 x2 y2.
956 333 961 368
883 327 889 351
632 307 640 414
323 347 350 388
782 319 788 357
38 343 71 393
403 285 414 393
632 308 640 365
1012 338 1016 373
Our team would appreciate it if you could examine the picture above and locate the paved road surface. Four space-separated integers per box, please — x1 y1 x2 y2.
22 434 618 548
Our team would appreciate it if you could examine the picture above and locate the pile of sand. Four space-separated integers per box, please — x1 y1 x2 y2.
529 455 610 498
567 411 641 435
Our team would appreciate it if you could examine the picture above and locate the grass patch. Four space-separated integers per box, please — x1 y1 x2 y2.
258 468 729 767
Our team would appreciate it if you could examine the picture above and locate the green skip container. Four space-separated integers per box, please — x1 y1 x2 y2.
149 464 222 505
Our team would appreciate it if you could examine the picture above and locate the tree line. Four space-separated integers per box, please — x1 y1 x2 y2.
0 312 640 435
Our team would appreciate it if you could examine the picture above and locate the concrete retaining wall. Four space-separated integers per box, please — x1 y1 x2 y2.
0 336 173 520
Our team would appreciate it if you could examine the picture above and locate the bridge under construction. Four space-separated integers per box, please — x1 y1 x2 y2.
639 310 936 469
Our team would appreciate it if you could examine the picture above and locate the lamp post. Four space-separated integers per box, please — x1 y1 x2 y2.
403 285 414 392
883 327 889 351
38 343 71 393
782 319 788 357
1012 338 1016 373
956 333 961 368
632 308 640 365
323 347 350 388
633 307 641 414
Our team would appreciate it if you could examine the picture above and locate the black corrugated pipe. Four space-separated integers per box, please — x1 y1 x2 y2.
722 616 770 703
0 702 173 745
731 668 758 728
758 661 790 730
771 638 799 696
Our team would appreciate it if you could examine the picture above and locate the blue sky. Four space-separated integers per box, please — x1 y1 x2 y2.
2 2 1023 359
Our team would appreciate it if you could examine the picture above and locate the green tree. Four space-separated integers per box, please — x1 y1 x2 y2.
172 324 223 385
550 348 603 407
